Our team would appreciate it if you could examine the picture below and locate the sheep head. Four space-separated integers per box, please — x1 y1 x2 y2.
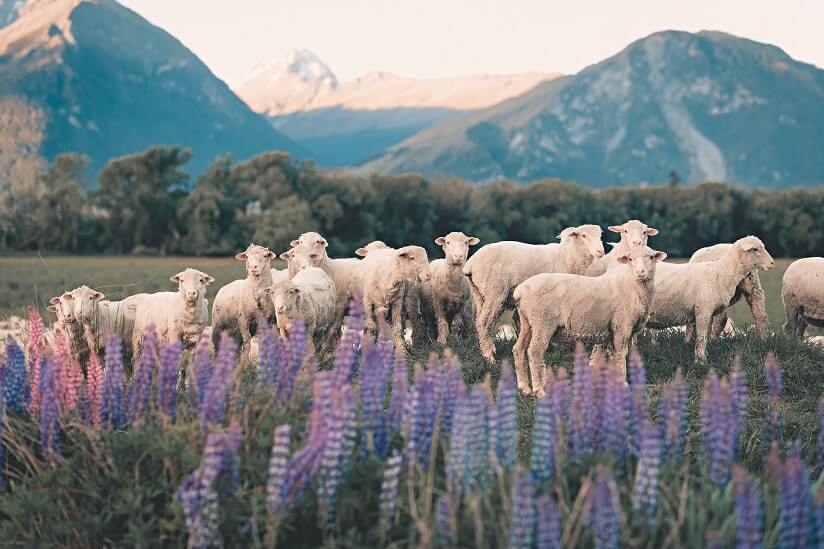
355 240 390 257
236 243 275 278
735 236 775 272
558 224 605 258
608 220 659 248
435 231 480 266
395 246 431 283
616 246 667 281
171 268 214 306
289 232 329 262
67 285 105 326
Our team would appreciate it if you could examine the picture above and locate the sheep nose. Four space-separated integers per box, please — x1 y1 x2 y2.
594 249 604 258
636 269 647 278
632 240 642 246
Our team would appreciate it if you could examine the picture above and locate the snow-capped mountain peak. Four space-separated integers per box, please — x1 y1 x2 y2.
244 48 337 88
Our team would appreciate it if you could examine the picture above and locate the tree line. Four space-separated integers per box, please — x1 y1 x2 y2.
1 145 822 258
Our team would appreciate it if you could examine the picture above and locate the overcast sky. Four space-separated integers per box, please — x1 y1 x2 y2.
120 0 824 83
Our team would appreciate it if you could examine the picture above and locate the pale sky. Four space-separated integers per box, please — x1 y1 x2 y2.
120 0 824 83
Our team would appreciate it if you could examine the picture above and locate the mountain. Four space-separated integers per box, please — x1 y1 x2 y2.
0 0 27 27
234 50 556 166
0 0 303 181
361 31 824 187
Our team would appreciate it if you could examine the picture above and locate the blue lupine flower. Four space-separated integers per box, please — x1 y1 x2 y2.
464 385 491 491
129 326 157 422
633 422 662 526
334 300 364 387
3 337 29 413
199 333 236 428
702 372 737 485
570 344 595 457
388 349 409 434
175 430 227 548
266 425 291 514
493 362 517 471
38 356 60 460
536 496 562 549
157 341 182 420
275 319 308 407
659 368 688 462
818 399 824 474
764 353 783 447
587 466 621 549
531 391 558 488
733 465 763 549
359 343 390 455
779 441 813 549
101 336 127 430
319 385 355 529
191 330 212 407
257 326 279 390
508 468 535 549
379 452 403 533
628 347 648 456
597 365 629 462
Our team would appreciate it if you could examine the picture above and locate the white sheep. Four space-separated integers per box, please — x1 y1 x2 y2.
586 220 659 276
414 231 480 344
355 245 432 353
132 268 214 354
782 257 824 337
513 246 667 396
212 243 276 349
647 236 774 361
463 224 605 362
264 266 337 355
689 243 769 338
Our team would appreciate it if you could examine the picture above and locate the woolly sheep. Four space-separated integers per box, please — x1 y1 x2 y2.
355 245 432 353
131 268 214 355
264 266 337 355
513 246 667 396
782 257 824 337
586 220 659 276
689 243 769 338
212 243 276 349
646 236 774 362
414 231 480 344
463 224 605 362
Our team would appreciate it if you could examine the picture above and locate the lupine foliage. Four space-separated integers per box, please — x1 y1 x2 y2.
3 309 824 547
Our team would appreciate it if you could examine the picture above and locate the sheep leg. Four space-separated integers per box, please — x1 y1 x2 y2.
305 321 317 357
405 288 426 347
742 272 769 338
526 325 551 399
612 332 630 380
476 292 506 362
709 312 729 341
389 301 406 356
321 299 347 351
433 299 450 345
363 297 379 341
684 321 694 343
512 311 532 395
693 309 712 362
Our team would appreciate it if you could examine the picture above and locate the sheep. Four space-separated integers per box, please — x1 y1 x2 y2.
463 224 605 362
264 266 337 356
212 243 276 349
782 257 824 337
354 240 391 256
689 243 769 338
646 236 774 362
586 220 659 276
512 246 667 396
413 231 480 344
132 268 214 355
355 245 432 353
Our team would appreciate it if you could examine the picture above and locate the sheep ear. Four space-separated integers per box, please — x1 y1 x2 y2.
63 292 74 301
170 274 182 284
617 254 631 264
467 237 480 246
355 247 369 257
92 291 105 300
434 237 446 246
608 225 623 233
235 252 248 261
645 227 659 236
397 250 411 259
265 250 276 259
318 238 328 248
47 304 58 312
202 275 215 286
653 251 667 262
290 239 301 247
557 228 577 240
50 296 62 305
741 241 758 251
280 251 292 261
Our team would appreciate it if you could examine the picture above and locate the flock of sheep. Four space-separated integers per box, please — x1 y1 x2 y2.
28 221 824 397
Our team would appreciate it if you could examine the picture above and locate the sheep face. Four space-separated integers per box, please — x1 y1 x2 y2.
170 268 214 306
558 224 605 258
48 292 76 325
736 236 775 271
395 246 432 282
70 285 105 325
355 240 390 257
608 220 659 248
290 232 328 259
265 283 298 337
236 244 275 279
617 246 667 281
290 243 324 271
435 232 480 266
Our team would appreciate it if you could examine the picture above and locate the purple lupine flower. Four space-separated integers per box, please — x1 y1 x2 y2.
319 384 356 529
597 366 629 462
359 343 390 455
129 326 157 422
447 386 470 494
27 307 45 415
257 326 279 389
101 335 127 430
266 425 291 514
3 338 29 413
536 496 562 549
191 329 212 407
38 356 60 460
334 299 364 387
199 333 236 428
224 419 243 493
379 451 403 534
388 349 409 434
530 390 558 488
702 373 736 485
464 385 491 491
813 482 824 549
175 430 227 548
779 441 813 549
764 352 783 447
587 466 621 549
508 468 535 549
274 319 308 407
438 354 463 436
493 362 518 471
157 341 182 420
550 367 570 423
570 344 595 457
733 465 763 549
405 367 438 467
659 368 688 462
436 494 457 547
279 439 324 507
632 422 662 526
628 346 648 456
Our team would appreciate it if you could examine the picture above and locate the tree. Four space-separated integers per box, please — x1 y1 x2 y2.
177 155 236 255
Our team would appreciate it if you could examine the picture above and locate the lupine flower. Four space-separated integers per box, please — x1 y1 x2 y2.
199 333 236 428
157 341 182 420
550 367 570 423
778 441 813 549
531 391 559 488
191 330 212 407
27 308 45 415
39 356 60 460
319 384 356 529
628 347 648 456
275 319 307 407
813 482 824 549
464 385 491 491
3 338 29 413
764 352 783 447
379 451 403 534
508 468 535 549
266 425 291 514
633 422 662 526
570 344 595 457
76 383 91 425
438 353 462 436
597 365 629 461
587 466 621 549
175 430 227 548
733 465 763 549
86 349 103 427
129 326 157 422
492 362 517 471
388 350 409 434
405 367 438 467
257 326 279 390
535 496 562 549
659 368 688 462
702 373 736 485
447 387 470 494
436 494 457 547
359 343 390 455
279 439 324 507
101 336 127 430
52 332 79 413
334 299 364 387
0 372 5 488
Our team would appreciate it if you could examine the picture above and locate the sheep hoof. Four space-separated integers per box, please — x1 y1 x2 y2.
532 387 546 399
